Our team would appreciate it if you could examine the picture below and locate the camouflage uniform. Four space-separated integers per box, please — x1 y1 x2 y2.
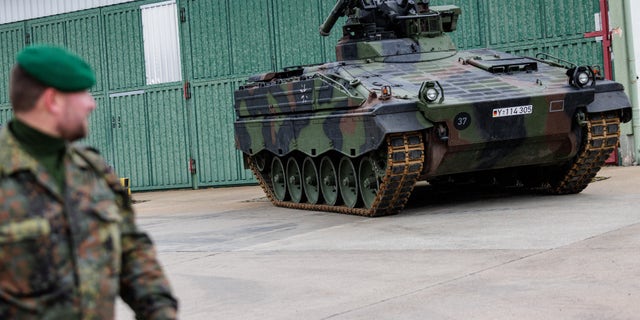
0 125 178 319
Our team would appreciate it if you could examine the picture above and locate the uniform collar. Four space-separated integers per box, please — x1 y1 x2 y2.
0 126 92 198
0 125 42 176
11 118 66 157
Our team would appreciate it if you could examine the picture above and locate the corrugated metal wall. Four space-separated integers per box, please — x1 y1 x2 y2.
0 0 136 24
0 22 24 108
434 0 602 65
178 0 342 187
27 10 107 93
103 5 145 91
0 0 194 191
99 1 191 190
0 0 605 191
84 95 112 164
190 80 252 185
0 106 12 129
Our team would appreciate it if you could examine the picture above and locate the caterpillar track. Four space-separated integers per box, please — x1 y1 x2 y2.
547 112 621 194
248 132 424 217
247 113 621 216
233 0 633 217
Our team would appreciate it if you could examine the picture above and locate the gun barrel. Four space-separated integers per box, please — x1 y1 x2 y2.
319 0 349 36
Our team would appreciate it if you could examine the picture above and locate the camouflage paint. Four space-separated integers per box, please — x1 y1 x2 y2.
0 126 177 319
236 44 632 177
336 34 458 62
234 0 632 197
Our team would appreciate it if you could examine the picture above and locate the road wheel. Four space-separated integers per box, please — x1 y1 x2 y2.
302 157 321 204
339 157 359 208
271 157 288 201
320 156 340 206
286 157 304 203
359 157 381 209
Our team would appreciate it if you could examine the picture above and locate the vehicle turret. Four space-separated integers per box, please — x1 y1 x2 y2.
320 0 461 61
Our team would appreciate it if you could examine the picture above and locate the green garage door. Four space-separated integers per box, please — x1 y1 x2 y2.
0 0 605 191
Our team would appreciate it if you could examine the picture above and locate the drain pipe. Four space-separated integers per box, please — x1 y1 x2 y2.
623 0 640 164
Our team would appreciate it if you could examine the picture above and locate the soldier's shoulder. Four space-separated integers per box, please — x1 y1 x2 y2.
72 144 132 206
73 144 102 157
0 127 12 176
71 144 111 174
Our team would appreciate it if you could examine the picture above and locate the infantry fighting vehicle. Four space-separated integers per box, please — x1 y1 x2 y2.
233 0 633 216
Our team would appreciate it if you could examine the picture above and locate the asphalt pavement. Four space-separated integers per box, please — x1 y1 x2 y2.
116 166 640 320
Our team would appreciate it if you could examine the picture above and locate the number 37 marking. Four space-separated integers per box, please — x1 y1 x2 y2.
454 112 471 130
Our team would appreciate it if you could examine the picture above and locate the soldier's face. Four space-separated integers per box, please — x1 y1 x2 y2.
57 91 96 141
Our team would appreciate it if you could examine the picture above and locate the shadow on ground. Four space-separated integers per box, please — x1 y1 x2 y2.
405 183 546 212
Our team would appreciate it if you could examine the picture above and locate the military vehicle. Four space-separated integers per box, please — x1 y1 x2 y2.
233 0 633 216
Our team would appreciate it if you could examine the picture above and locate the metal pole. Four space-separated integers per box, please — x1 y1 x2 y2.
584 0 613 79
623 0 640 163
600 0 613 80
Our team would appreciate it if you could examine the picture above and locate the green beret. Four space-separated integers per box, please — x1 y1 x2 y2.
16 45 96 92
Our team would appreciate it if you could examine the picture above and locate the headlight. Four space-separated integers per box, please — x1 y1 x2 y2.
426 88 439 102
419 81 444 104
567 66 595 88
577 72 590 86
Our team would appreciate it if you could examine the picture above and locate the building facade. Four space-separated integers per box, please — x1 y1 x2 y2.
0 0 629 191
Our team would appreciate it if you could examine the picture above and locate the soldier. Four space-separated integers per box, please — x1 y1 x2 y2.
0 45 178 319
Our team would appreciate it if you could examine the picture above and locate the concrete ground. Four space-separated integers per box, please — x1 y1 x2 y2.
116 166 640 320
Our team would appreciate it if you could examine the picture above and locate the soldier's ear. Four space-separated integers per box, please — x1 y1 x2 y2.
40 88 64 116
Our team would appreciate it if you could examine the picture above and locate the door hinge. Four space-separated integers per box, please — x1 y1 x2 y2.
25 32 31 45
183 81 191 100
111 116 122 129
180 7 187 23
189 158 197 175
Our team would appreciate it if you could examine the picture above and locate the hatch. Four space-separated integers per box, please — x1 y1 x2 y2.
466 57 538 74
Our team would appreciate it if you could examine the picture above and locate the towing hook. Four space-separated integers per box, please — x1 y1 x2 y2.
575 111 588 126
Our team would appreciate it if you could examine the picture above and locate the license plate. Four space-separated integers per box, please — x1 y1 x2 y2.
492 105 533 118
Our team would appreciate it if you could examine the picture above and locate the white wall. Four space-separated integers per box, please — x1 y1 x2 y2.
631 0 640 99
622 0 640 165
141 1 182 85
0 0 135 24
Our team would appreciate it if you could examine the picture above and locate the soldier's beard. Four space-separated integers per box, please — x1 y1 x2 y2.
56 91 94 142
58 121 88 142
